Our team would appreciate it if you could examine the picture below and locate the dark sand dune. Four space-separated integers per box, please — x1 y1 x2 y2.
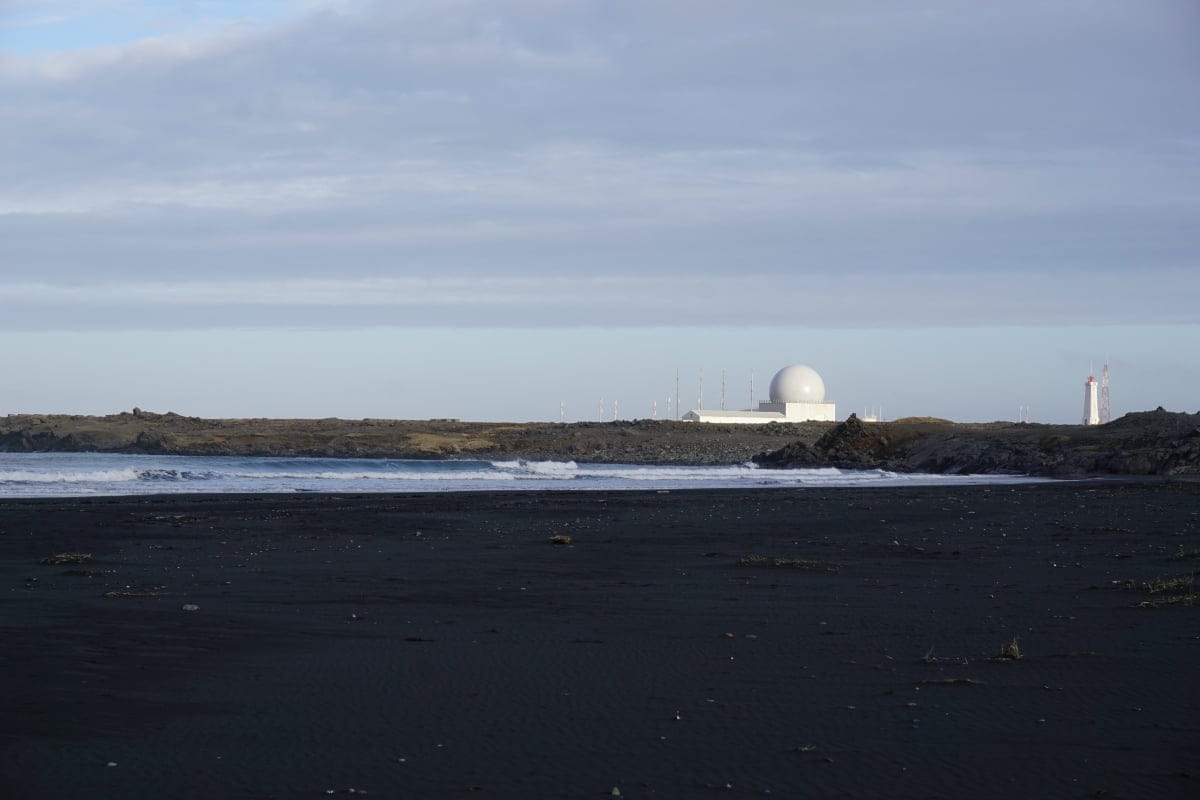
2 482 1198 798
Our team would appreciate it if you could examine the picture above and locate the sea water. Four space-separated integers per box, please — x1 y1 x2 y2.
0 452 1048 498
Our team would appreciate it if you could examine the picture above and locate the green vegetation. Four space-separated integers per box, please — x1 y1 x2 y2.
1123 573 1196 608
1123 574 1194 594
40 552 92 565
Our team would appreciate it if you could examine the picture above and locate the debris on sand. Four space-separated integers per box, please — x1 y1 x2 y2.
998 637 1023 661
548 534 573 545
104 590 167 599
919 678 985 686
41 552 92 565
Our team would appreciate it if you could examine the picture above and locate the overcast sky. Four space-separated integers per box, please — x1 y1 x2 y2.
2 0 1197 422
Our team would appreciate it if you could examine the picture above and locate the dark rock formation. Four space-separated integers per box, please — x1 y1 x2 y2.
754 410 1200 477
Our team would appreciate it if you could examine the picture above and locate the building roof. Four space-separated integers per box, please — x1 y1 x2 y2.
683 409 786 420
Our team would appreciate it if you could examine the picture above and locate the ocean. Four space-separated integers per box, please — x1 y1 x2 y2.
0 452 1048 498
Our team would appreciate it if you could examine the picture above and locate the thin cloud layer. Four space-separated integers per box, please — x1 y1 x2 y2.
2 0 1197 329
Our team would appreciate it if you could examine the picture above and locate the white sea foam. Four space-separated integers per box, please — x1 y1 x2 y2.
0 468 143 484
493 459 581 478
230 469 518 481
0 453 1049 497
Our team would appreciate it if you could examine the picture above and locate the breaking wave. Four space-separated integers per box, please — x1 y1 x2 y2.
0 454 1047 497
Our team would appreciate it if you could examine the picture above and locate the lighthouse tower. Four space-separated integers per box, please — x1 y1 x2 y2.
1082 374 1100 425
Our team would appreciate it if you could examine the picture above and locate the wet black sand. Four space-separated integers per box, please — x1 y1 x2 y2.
2 482 1198 798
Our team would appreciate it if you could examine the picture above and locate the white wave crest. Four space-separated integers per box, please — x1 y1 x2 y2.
491 460 580 479
0 468 143 484
230 469 518 481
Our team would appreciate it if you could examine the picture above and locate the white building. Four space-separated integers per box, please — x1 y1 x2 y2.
1083 374 1100 425
683 364 836 424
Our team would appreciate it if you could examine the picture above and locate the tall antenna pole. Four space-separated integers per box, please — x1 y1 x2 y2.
698 368 703 411
721 369 726 410
613 399 619 422
1099 362 1112 424
675 369 680 420
749 369 755 408
560 401 565 423
652 400 657 419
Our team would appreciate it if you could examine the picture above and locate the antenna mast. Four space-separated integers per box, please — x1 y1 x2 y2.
721 369 726 410
675 369 680 420
749 369 755 408
698 368 703 411
1099 362 1112 424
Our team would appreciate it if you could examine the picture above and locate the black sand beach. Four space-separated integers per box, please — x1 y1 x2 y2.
2 482 1198 798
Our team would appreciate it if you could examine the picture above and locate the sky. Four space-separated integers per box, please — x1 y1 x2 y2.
1 0 1197 423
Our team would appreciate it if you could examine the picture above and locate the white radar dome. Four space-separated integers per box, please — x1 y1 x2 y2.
769 364 826 404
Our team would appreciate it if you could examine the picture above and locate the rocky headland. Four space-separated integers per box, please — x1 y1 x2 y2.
754 408 1200 477
2 407 1198 476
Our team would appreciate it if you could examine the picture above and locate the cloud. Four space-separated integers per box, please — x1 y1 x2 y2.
1 0 1197 330
2 269 1195 330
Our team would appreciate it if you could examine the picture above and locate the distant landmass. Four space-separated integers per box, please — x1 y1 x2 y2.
2 408 1197 477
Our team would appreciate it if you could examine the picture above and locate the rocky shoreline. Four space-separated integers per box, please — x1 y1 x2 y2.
755 408 1200 477
2 408 1198 476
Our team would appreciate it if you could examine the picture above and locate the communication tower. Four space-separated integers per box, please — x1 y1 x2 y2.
675 369 680 421
1099 362 1112 424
